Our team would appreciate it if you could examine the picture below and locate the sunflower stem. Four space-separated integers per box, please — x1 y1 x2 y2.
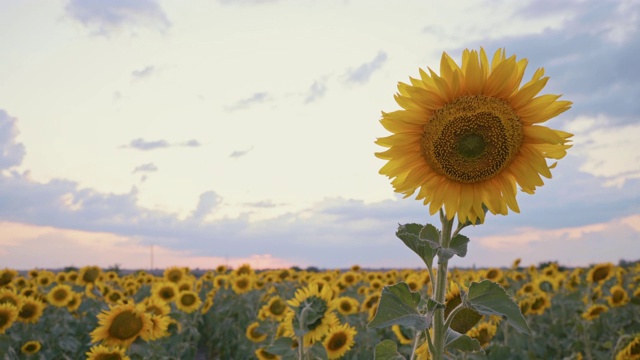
409 329 422 360
431 209 455 360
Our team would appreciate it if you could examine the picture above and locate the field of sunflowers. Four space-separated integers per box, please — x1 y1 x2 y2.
0 260 639 359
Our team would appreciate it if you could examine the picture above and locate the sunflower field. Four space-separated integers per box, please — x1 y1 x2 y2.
0 261 639 360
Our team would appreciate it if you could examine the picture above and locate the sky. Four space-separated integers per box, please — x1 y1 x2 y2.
0 0 639 270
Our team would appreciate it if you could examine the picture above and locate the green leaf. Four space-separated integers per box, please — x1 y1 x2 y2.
368 282 428 331
374 340 407 360
437 233 470 262
445 329 483 353
396 223 437 271
307 341 329 360
466 280 531 334
418 223 441 249
419 297 445 330
266 337 297 356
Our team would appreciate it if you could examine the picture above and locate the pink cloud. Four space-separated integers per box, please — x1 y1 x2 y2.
0 221 298 270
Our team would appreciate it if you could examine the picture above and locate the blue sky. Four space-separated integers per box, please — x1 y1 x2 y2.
0 0 639 270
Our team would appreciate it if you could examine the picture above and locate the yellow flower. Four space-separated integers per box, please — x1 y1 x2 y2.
246 321 268 343
334 296 360 316
323 323 357 359
163 266 187 283
607 285 630 308
285 283 338 345
255 347 282 360
46 284 74 307
86 345 131 360
526 292 551 316
261 296 289 321
0 268 18 286
78 266 102 286
174 290 202 313
375 47 572 223
151 282 179 303
467 322 498 348
392 324 414 345
147 314 171 340
17 296 46 324
581 304 608 321
616 334 640 360
21 340 41 355
66 292 83 312
0 303 18 334
586 263 614 284
143 297 171 317
0 289 23 309
90 302 152 348
231 274 254 294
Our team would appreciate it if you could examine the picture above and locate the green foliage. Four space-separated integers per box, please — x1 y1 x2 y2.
466 280 531 334
396 223 438 271
367 282 433 331
373 339 406 360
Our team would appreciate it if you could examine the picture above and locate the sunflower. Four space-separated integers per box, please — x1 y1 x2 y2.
231 274 254 294
0 268 18 286
586 263 614 284
86 345 131 360
147 314 170 340
174 290 202 313
17 296 46 324
21 340 41 355
527 293 551 316
467 322 497 348
0 303 18 334
334 296 360 316
581 304 608 321
201 298 214 315
36 271 54 287
285 283 338 345
106 290 126 305
246 321 268 343
213 275 230 289
375 48 572 223
66 292 83 312
392 324 414 345
0 289 22 308
262 296 289 321
484 268 504 283
46 284 74 307
163 266 186 284
90 302 152 347
143 297 171 317
78 266 102 286
323 323 357 360
616 334 640 360
151 282 179 303
255 347 282 360
607 285 630 308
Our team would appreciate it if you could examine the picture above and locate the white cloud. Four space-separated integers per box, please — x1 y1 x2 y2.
65 0 170 35
0 110 25 170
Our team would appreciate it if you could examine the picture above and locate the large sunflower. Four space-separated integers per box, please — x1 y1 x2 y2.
86 345 131 360
375 48 572 223
90 302 152 348
323 323 357 360
0 303 18 334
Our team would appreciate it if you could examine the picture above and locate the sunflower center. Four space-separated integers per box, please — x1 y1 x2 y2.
108 311 144 340
19 304 35 319
328 332 347 350
340 301 352 312
421 95 523 183
591 267 610 282
181 294 197 306
269 299 286 315
53 289 69 302
612 291 624 303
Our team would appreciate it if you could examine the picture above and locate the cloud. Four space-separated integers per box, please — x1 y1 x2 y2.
243 200 282 208
345 51 388 84
190 191 223 221
181 139 201 147
65 0 170 35
132 163 158 174
229 146 253 159
217 0 278 5
304 79 327 103
131 65 155 80
225 92 269 111
0 110 26 170
121 138 202 151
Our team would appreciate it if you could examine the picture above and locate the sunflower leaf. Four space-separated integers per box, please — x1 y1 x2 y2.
438 233 470 263
466 280 531 334
266 337 296 356
419 223 441 249
374 339 407 360
396 223 437 271
368 282 429 331
308 341 329 360
445 328 484 353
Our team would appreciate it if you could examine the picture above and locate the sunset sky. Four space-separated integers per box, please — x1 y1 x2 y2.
1 0 639 270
